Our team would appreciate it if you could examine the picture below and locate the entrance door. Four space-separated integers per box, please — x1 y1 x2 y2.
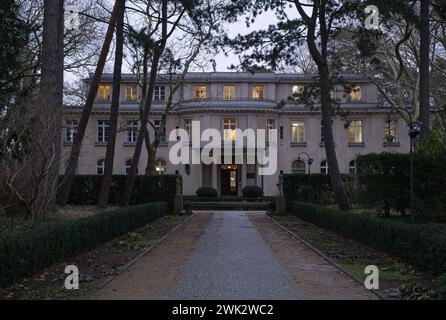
220 165 238 196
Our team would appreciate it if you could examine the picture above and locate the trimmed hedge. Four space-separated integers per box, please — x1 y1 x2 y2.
282 174 357 205
242 186 263 198
0 202 168 287
290 201 446 274
59 175 180 206
195 187 218 198
183 196 275 203
186 201 267 211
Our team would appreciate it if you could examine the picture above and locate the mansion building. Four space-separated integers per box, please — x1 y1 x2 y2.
62 72 410 196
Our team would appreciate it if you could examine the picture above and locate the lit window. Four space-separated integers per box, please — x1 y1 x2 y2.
292 160 306 174
126 120 138 143
194 85 207 99
253 85 265 99
350 85 361 101
292 121 305 143
97 159 105 175
65 119 78 143
223 118 237 141
384 120 398 143
184 119 192 137
154 85 165 101
292 85 304 99
320 160 329 174
155 159 166 174
224 85 235 100
154 119 166 143
98 84 111 101
349 120 363 143
97 120 109 143
126 85 137 101
349 160 357 174
125 158 138 175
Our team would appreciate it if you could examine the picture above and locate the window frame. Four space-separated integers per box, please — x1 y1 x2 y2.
320 160 329 174
98 84 111 101
348 120 363 144
349 160 357 174
97 159 105 175
223 84 235 100
97 120 110 143
194 85 207 99
155 159 167 174
291 120 306 143
125 84 138 101
292 160 306 174
154 119 167 143
65 119 78 143
384 119 398 143
126 120 138 143
349 85 362 101
223 117 237 142
154 85 166 101
252 84 265 99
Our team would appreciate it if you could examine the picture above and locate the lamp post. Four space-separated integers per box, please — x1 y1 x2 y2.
298 152 314 203
385 107 423 218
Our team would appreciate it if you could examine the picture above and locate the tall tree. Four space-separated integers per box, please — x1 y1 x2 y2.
419 0 431 135
98 0 126 208
57 1 120 205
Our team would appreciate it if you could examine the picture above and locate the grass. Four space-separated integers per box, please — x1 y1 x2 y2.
19 283 93 300
343 262 414 282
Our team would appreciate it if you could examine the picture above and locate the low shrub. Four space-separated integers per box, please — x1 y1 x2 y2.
0 202 168 287
58 175 180 207
188 202 267 211
242 186 263 198
195 187 218 198
290 201 446 274
438 273 446 299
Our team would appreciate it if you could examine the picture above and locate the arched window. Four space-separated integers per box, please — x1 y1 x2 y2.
320 160 329 174
349 160 357 174
292 160 306 174
125 159 138 175
155 159 166 174
97 159 105 175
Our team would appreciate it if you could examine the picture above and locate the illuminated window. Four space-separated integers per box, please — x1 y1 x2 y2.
194 85 207 99
224 85 235 100
65 119 78 143
154 85 165 101
155 159 166 174
98 84 111 101
126 120 138 143
292 85 304 99
184 119 192 137
384 120 398 143
97 159 105 175
292 121 305 143
320 160 329 174
349 120 363 143
292 160 306 174
252 85 265 99
223 117 237 141
350 85 361 101
126 85 137 101
97 120 109 143
267 119 275 141
349 160 357 174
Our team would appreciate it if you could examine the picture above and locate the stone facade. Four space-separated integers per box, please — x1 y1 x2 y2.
61 72 410 196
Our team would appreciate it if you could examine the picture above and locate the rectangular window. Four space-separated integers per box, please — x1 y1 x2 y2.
292 85 304 99
154 120 166 143
126 120 138 143
224 85 235 100
184 119 192 137
194 85 207 99
384 120 398 142
154 85 165 101
126 85 137 101
252 85 265 99
97 120 110 143
65 119 78 143
267 119 275 141
98 84 111 101
349 120 363 143
223 117 237 141
292 121 305 143
349 85 362 101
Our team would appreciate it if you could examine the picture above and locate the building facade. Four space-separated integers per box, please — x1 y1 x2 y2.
62 72 410 196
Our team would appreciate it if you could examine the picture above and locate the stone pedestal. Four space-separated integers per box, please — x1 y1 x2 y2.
276 195 286 216
173 195 183 215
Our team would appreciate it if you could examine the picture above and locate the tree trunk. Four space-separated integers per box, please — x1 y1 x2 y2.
121 0 168 206
57 2 119 205
419 0 430 136
98 0 126 208
35 0 64 217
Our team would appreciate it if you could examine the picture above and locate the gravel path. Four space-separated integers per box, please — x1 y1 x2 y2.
170 212 303 300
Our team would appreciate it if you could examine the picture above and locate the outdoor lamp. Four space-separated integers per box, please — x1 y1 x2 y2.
409 121 423 139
